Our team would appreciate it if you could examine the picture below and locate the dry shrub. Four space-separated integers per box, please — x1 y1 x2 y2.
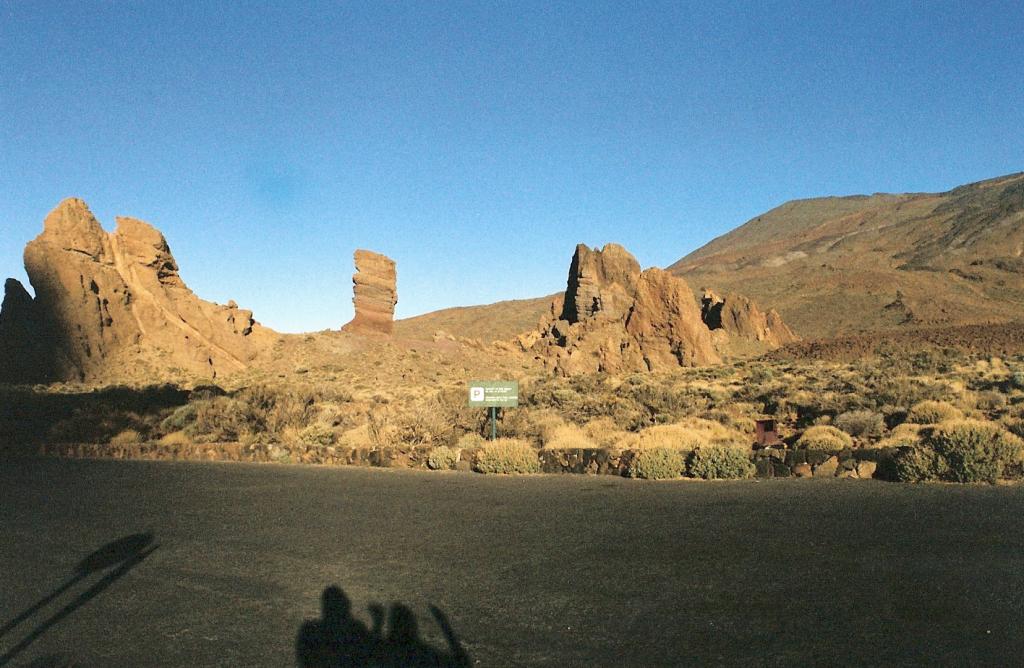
340 424 374 449
427 445 460 470
298 422 336 448
926 419 1023 483
582 417 629 450
875 422 922 449
626 424 705 452
689 445 755 480
627 448 685 480
705 403 758 435
456 432 486 449
472 438 540 474
109 429 142 445
834 410 885 439
796 425 853 451
906 400 964 425
974 390 1008 412
158 431 191 446
617 418 741 452
542 423 597 450
493 408 561 446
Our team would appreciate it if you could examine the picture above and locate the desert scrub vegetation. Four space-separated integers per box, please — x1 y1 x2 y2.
296 422 336 448
427 445 460 470
795 425 853 451
893 420 1023 483
627 447 686 480
108 428 143 446
833 410 885 439
905 400 964 425
688 445 755 480
472 438 540 474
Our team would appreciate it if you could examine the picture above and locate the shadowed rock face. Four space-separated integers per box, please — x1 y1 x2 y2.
342 250 397 335
0 278 54 382
523 243 796 374
0 198 272 383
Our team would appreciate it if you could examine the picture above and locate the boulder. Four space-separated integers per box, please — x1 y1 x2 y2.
814 456 840 477
342 249 397 335
856 460 878 479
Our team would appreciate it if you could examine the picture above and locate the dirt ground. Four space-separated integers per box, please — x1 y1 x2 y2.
2 458 1023 666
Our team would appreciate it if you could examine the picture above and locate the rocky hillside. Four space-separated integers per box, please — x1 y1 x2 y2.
394 296 556 343
670 172 1024 338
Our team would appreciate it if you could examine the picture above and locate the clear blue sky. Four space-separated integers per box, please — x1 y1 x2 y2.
2 1 1022 333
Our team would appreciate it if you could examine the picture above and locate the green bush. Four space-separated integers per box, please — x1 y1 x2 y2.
906 400 963 425
297 422 335 448
834 410 885 439
892 446 949 482
796 425 853 451
926 420 1023 483
627 448 686 480
472 439 540 475
427 446 460 470
688 445 755 480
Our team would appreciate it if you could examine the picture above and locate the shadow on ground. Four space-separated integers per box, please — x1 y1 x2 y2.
0 533 158 666
0 384 190 454
296 586 470 667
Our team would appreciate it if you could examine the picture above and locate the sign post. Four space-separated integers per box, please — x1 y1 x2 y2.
467 380 519 441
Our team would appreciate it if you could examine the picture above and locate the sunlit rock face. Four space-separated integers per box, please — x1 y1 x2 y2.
342 249 397 335
523 243 796 375
0 198 271 383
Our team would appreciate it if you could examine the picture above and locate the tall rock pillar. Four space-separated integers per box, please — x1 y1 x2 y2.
342 249 397 335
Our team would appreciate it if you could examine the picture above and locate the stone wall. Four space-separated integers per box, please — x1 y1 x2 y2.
35 440 897 480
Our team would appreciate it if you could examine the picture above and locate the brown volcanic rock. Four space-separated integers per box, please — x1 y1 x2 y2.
701 290 799 347
342 249 397 335
1 198 271 382
625 269 721 370
561 243 640 323
527 244 722 374
0 278 54 382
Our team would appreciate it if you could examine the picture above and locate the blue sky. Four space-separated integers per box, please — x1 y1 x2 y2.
2 1 1022 332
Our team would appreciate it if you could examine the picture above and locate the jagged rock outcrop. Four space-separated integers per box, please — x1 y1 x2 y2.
0 278 54 382
561 243 640 323
0 198 272 383
523 243 797 375
525 244 720 374
700 290 799 347
342 250 397 335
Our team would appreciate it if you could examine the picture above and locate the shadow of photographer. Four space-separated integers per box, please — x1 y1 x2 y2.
0 533 158 666
296 586 470 667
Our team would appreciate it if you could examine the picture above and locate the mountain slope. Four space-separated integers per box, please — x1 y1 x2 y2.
670 172 1024 338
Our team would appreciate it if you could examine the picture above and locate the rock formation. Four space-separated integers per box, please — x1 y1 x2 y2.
342 250 397 335
561 243 640 323
523 243 797 375
700 290 799 347
0 198 273 383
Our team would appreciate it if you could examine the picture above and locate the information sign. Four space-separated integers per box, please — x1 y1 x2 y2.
467 380 519 408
